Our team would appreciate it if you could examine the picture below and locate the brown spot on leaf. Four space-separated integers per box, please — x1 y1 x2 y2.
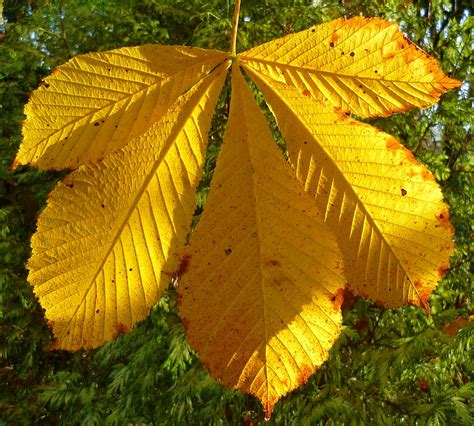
401 188 407 196
47 337 61 351
267 259 281 267
329 41 335 48
302 89 311 97
421 169 435 181
297 363 313 386
386 138 399 151
225 248 232 256
437 208 454 232
181 317 190 331
94 122 100 126
176 254 192 278
350 51 355 57
329 288 345 311
437 262 450 277
113 323 130 338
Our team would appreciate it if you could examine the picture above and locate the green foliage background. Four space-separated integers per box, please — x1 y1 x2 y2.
1 0 472 424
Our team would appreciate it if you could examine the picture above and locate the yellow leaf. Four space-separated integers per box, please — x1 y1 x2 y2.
244 67 454 310
12 11 460 418
178 67 344 418
28 64 227 350
241 17 460 118
13 46 226 169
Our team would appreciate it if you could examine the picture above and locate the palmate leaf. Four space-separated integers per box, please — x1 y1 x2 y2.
12 14 459 417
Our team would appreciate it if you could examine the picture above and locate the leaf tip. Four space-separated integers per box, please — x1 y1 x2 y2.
263 397 277 421
411 280 431 316
8 159 21 172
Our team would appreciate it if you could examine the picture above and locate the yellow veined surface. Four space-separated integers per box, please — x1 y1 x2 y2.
13 45 226 169
27 64 227 350
178 67 344 418
245 67 454 310
241 17 460 118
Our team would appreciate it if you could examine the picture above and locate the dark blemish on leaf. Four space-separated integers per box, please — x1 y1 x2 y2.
329 288 345 311
350 51 355 57
101 204 105 208
437 263 450 277
343 110 351 117
45 83 50 88
302 89 311 97
129 268 133 272
303 140 308 144
374 70 378 73
329 42 335 48
421 169 434 181
111 279 114 283
401 188 407 196
365 48 370 53
181 317 190 330
66 183 74 188
311 29 315 33
225 248 232 256
176 254 192 277
96 309 99 314
94 122 100 126
268 259 281 267
113 323 131 338
341 51 345 55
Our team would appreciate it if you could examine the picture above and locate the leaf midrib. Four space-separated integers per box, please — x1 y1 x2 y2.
240 56 437 85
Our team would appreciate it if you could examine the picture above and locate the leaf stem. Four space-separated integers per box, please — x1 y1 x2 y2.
230 0 241 56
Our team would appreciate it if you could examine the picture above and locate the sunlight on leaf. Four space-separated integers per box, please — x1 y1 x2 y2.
11 13 459 417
